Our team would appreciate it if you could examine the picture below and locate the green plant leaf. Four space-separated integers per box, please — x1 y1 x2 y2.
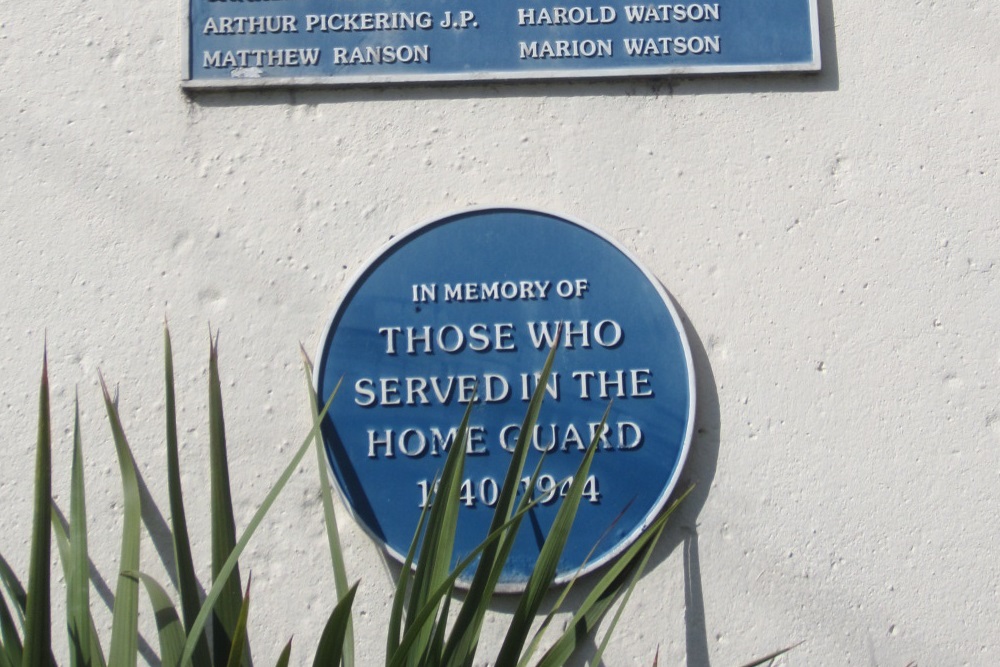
178 388 337 667
208 334 249 667
495 404 609 666
534 550 643 667
133 573 186 667
273 639 292 667
0 554 25 667
225 579 252 667
51 508 105 667
68 396 91 667
425 584 452 665
301 352 353 667
385 475 434 660
164 326 211 667
535 487 693 667
0 578 23 667
0 642 16 667
401 398 474 664
101 375 143 667
737 641 803 667
386 492 552 667
519 500 635 667
311 582 358 667
22 352 52 667
50 512 71 596
589 509 667 666
68 394 106 667
0 555 27 630
440 341 560 667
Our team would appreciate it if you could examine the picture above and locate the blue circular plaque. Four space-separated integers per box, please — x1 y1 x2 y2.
315 208 694 589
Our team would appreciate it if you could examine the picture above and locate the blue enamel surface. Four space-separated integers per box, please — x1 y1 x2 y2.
189 0 818 84
316 209 693 586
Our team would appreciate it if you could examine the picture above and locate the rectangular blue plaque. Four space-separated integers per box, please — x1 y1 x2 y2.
184 0 820 89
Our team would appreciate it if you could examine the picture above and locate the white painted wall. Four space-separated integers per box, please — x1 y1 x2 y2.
1 0 997 664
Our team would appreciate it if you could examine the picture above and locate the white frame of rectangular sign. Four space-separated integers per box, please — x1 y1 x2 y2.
181 0 821 90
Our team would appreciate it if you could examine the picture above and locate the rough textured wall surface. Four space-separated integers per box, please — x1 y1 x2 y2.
1 0 997 664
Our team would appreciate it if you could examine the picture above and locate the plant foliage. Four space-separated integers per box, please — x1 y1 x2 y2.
0 330 690 667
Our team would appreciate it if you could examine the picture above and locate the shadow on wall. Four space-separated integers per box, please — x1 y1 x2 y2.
560 302 721 667
187 0 838 108
657 306 720 667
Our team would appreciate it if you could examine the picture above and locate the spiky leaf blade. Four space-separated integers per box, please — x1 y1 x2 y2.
386 493 553 667
495 405 609 666
67 396 104 667
164 327 211 667
301 353 353 667
22 353 52 667
224 579 252 667
0 572 23 666
737 642 803 667
311 582 358 667
0 556 26 630
424 583 452 665
589 514 668 666
207 335 248 666
52 507 105 667
402 399 474 664
134 573 186 667
535 487 693 667
102 376 142 667
178 389 337 667
518 500 635 667
273 640 292 667
1 643 15 667
386 479 434 660
441 341 559 667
